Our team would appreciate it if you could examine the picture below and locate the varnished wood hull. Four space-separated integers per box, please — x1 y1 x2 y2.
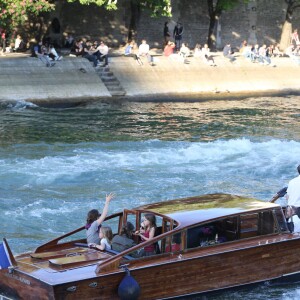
2 234 300 299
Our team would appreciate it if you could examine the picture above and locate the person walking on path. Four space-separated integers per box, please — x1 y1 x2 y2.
1 29 6 55
163 21 171 46
173 22 183 51
291 29 300 48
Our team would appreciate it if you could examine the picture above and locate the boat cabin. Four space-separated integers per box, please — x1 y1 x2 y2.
33 193 289 272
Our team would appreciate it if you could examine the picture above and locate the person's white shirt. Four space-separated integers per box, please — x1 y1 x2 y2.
15 36 22 49
287 175 300 206
293 215 300 232
138 41 149 56
259 45 267 57
97 43 108 56
100 237 111 250
201 44 210 56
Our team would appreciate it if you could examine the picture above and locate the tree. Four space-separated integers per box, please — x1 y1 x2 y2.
207 0 246 51
67 0 171 41
279 0 300 50
0 0 54 31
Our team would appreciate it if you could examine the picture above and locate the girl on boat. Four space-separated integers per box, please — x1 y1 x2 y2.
136 213 157 256
85 192 115 244
89 226 113 250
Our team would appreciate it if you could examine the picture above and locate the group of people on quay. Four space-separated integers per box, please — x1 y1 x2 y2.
31 37 109 68
121 21 300 67
32 40 63 67
122 23 300 67
29 35 300 68
69 38 109 67
2 21 300 68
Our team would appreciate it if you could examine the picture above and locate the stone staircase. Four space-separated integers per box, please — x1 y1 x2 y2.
95 66 126 97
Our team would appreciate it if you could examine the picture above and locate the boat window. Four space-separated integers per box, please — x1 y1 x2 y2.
185 217 239 249
273 208 289 232
123 231 182 260
241 210 279 238
258 211 276 235
240 213 258 238
164 232 182 253
126 213 138 232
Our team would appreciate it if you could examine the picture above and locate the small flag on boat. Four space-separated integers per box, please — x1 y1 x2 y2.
0 242 12 269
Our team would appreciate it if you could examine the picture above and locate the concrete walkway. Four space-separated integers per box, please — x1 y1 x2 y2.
0 51 300 106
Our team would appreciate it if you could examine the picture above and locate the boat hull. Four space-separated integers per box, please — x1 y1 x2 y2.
2 235 299 299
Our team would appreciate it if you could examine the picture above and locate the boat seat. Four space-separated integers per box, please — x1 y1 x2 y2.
31 247 89 260
49 251 110 267
107 248 135 260
74 243 135 260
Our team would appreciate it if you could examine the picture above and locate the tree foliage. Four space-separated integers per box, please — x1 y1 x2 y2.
284 0 300 22
67 0 171 41
279 0 300 50
0 0 54 30
67 0 171 17
207 0 244 50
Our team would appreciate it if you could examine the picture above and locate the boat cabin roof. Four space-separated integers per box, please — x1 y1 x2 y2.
134 193 280 227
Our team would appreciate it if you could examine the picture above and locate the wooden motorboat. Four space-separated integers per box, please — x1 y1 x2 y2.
0 193 299 300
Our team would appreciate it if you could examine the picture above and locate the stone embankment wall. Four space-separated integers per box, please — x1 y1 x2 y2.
1 52 300 105
0 56 110 106
22 0 300 50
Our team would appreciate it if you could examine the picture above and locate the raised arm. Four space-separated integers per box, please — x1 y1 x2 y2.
96 193 115 225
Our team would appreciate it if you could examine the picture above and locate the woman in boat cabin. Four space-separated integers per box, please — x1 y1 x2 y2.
111 221 136 252
85 192 115 244
136 213 157 256
89 226 113 250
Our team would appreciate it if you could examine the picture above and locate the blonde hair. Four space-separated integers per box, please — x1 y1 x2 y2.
100 226 113 244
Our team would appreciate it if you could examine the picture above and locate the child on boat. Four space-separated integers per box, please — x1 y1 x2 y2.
135 213 157 256
85 192 115 244
89 226 113 250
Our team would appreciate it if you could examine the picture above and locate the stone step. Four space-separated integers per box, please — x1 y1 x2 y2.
94 65 126 96
106 86 126 92
99 71 114 76
104 81 121 87
100 74 116 80
98 66 110 72
110 90 126 96
101 77 119 83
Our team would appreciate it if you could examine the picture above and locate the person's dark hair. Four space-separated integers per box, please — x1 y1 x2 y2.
121 221 135 238
86 209 100 225
101 226 113 243
297 164 300 174
144 213 157 229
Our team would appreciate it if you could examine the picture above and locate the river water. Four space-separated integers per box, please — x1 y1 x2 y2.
0 96 300 299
